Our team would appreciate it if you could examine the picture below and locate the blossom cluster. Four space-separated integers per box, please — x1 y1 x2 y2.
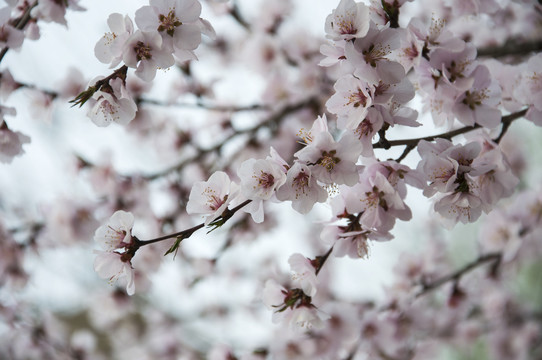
86 0 215 127
3 0 542 358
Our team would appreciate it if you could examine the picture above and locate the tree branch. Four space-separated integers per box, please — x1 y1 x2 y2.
381 108 528 161
144 97 319 180
416 252 502 297
477 39 542 59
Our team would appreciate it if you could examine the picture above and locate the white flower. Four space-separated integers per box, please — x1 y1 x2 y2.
88 77 137 127
93 210 134 251
324 0 370 41
94 13 134 68
94 251 135 296
288 253 318 297
238 158 286 201
186 171 238 225
295 130 361 186
276 162 327 214
93 210 137 295
122 30 175 81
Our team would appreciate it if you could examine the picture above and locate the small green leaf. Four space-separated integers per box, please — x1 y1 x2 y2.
164 235 184 258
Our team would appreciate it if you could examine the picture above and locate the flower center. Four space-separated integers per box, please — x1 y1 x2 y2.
317 150 341 172
134 41 153 61
158 10 182 37
292 170 310 198
256 171 275 189
346 87 368 108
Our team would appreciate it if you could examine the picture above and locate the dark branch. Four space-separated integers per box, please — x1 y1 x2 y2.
478 39 542 59
416 252 502 297
379 108 528 161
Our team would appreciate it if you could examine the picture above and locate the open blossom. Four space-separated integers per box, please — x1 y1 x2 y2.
0 106 30 164
93 210 137 295
288 253 318 297
326 74 373 130
343 161 422 232
122 30 175 81
186 171 238 225
94 13 134 68
88 77 137 127
434 190 483 226
262 280 329 332
135 0 205 61
94 251 135 296
93 210 134 251
276 162 327 214
295 130 362 186
452 64 502 128
237 157 286 223
345 24 405 86
238 158 286 201
324 0 370 41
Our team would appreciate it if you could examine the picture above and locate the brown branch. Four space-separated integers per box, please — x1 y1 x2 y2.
383 108 528 162
416 252 502 297
144 97 319 180
477 39 542 59
136 199 252 247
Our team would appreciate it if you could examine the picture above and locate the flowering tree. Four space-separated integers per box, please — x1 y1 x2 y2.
1 0 542 358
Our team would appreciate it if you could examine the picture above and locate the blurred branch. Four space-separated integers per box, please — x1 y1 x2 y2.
144 97 319 180
416 252 502 297
138 97 269 112
477 39 542 59
229 0 251 30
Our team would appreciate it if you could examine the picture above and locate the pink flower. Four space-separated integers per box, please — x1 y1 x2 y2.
324 0 370 41
514 53 542 126
93 210 134 251
237 157 286 223
345 171 410 232
93 210 137 295
326 74 373 130
345 24 405 85
0 7 24 50
452 65 502 128
238 158 286 201
295 130 362 186
262 280 329 332
0 106 30 164
94 13 134 68
94 251 136 296
122 30 175 81
135 0 214 62
275 162 327 214
352 107 384 158
434 190 483 226
186 171 238 225
88 78 137 127
288 253 318 297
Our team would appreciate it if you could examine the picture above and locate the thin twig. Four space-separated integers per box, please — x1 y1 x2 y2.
383 108 528 162
416 252 502 297
144 97 319 180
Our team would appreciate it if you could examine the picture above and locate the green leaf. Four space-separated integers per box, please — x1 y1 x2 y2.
164 235 184 258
